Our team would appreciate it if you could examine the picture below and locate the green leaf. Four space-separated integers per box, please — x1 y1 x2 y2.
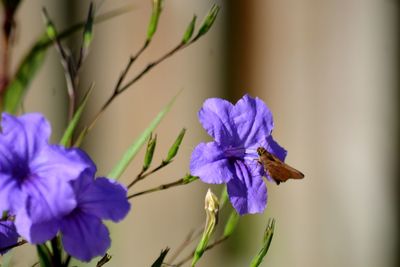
164 128 186 163
193 4 220 41
3 36 47 114
41 8 58 41
143 134 157 171
59 84 94 147
36 244 52 267
249 218 276 267
182 15 196 44
218 185 228 210
182 174 199 184
151 247 170 267
147 0 163 42
3 6 133 114
83 3 95 48
108 92 180 179
223 210 239 238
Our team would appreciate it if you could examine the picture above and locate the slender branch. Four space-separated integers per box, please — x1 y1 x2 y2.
84 37 199 136
168 227 204 264
117 42 184 94
84 40 150 133
173 236 229 267
0 240 27 254
114 39 150 94
127 160 170 189
43 8 77 123
127 177 185 199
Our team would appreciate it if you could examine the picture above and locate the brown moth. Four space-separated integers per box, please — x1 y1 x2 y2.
257 147 304 185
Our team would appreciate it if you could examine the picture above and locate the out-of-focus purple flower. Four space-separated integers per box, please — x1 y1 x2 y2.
60 167 131 262
0 220 19 255
190 95 287 215
0 113 92 243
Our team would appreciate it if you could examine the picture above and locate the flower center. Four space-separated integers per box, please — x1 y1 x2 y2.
12 161 31 185
223 146 258 161
223 146 245 158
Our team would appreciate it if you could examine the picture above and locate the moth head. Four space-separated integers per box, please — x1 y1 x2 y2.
256 147 266 156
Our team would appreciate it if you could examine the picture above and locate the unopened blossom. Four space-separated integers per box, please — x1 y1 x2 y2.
0 113 92 243
190 95 287 215
60 166 131 262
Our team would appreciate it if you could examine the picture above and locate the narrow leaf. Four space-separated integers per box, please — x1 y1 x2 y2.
3 36 47 114
3 6 133 114
42 8 57 40
36 245 52 267
147 0 163 42
249 218 276 267
164 128 186 163
143 134 157 171
223 211 239 238
182 174 198 184
218 185 228 210
151 247 170 267
193 4 220 41
60 84 94 146
83 3 95 48
108 92 180 179
182 15 196 44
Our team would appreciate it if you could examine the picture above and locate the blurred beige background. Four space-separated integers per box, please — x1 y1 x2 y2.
1 0 398 266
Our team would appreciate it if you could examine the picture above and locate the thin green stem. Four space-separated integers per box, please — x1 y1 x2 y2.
127 177 184 199
173 236 229 267
83 38 198 137
127 160 170 189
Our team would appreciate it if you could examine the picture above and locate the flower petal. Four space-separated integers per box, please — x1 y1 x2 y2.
198 98 238 146
231 94 274 147
266 135 287 162
76 177 130 222
21 175 77 222
31 145 96 183
1 113 50 159
61 212 110 262
14 211 59 244
190 142 234 184
227 161 267 215
14 176 76 242
0 174 17 213
0 221 19 254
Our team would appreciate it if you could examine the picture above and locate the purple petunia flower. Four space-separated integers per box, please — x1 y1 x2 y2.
0 113 92 243
60 166 131 262
0 220 19 255
190 94 287 215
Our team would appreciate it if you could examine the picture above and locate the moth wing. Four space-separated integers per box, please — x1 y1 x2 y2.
265 154 304 184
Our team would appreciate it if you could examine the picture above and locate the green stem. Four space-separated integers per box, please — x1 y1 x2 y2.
127 160 170 189
127 178 184 199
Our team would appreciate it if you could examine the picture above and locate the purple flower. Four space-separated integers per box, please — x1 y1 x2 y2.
0 220 19 255
60 167 130 262
0 113 92 243
190 95 287 215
